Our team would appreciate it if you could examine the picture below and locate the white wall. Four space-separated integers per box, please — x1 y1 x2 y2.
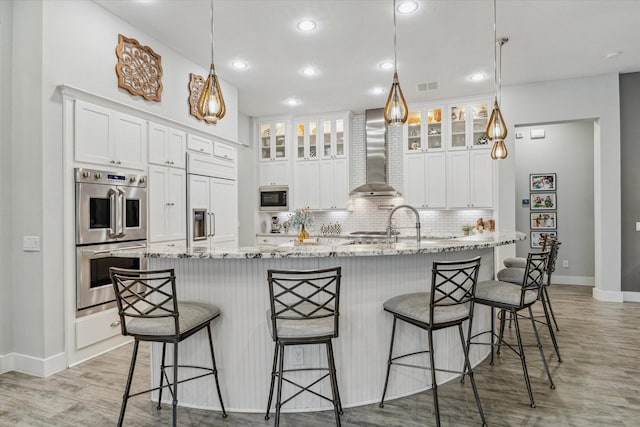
497 74 621 300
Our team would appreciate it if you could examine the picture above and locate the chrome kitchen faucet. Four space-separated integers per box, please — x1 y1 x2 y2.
387 205 421 245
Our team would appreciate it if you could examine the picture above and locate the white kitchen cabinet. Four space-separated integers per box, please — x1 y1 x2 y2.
293 160 320 209
447 149 493 208
259 120 288 161
148 122 186 169
189 174 238 249
403 152 446 208
319 158 349 210
75 100 147 170
259 161 290 186
448 101 491 151
187 134 214 155
404 106 445 153
149 165 186 242
213 141 237 162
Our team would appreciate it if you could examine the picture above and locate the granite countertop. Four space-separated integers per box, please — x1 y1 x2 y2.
112 232 526 259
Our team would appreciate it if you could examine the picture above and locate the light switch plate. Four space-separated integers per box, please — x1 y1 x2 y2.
530 129 546 139
636 222 640 231
23 236 41 252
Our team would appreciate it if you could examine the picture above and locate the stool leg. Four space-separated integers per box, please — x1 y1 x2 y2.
544 286 560 331
512 311 535 408
458 324 487 427
207 324 227 417
326 342 342 426
117 339 139 427
427 328 440 427
540 293 562 362
528 306 555 389
157 343 167 410
496 309 506 356
264 343 279 420
172 342 179 427
275 342 285 427
327 340 343 414
379 316 398 407
489 307 495 365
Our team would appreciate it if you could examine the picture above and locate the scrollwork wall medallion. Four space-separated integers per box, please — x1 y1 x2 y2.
188 73 217 125
115 34 163 101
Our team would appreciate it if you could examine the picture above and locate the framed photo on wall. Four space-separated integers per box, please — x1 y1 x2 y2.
530 173 557 191
530 192 557 210
531 231 558 248
530 212 557 230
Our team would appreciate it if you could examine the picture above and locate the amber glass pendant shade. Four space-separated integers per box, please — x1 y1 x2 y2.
384 72 408 127
486 98 507 141
197 64 226 123
490 139 508 160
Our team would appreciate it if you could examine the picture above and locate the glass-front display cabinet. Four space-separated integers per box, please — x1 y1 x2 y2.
259 121 288 161
448 101 490 150
405 107 444 153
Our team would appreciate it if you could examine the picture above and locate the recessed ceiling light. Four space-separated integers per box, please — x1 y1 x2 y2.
285 98 300 106
297 20 316 32
469 72 487 82
379 62 394 70
397 1 419 14
231 60 248 70
371 87 385 95
302 66 318 77
606 51 622 59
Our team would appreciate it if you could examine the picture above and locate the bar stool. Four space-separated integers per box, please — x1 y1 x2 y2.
264 267 343 427
468 252 555 408
109 267 227 427
497 238 562 361
379 257 486 427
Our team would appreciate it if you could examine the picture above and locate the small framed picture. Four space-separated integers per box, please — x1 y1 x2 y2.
530 212 557 230
530 192 557 210
530 173 557 191
531 231 557 249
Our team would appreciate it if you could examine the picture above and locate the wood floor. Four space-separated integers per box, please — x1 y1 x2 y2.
2 285 640 426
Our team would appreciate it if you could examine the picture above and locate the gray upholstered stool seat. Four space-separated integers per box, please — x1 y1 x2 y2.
503 257 527 269
128 302 221 336
475 280 538 306
383 292 470 325
267 302 335 339
496 268 548 286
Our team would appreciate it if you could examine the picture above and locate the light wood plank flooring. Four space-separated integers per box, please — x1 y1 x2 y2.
2 285 640 426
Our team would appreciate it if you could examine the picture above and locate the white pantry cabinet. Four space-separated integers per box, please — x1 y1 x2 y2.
447 149 493 208
403 152 446 208
148 165 186 242
148 122 186 169
74 100 147 170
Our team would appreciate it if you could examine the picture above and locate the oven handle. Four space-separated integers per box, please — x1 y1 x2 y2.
108 188 118 238
118 188 126 238
82 244 147 257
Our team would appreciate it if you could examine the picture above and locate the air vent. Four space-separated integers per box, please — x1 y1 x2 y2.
417 81 439 91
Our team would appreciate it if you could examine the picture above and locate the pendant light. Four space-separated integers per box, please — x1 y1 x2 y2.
486 0 508 159
197 0 226 123
384 0 408 126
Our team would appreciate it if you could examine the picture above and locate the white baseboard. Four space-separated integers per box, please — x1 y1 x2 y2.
552 275 595 286
0 351 67 378
592 287 624 302
622 291 640 302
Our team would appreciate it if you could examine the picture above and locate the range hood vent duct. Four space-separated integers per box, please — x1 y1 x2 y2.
350 108 398 197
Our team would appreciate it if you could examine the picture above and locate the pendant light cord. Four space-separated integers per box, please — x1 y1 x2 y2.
393 0 398 71
210 0 215 66
493 0 498 104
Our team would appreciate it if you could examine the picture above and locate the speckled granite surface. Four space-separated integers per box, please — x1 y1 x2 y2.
112 232 526 259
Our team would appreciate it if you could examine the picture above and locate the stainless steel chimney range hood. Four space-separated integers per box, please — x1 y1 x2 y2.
350 108 399 197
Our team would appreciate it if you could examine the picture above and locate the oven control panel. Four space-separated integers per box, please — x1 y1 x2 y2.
75 168 147 187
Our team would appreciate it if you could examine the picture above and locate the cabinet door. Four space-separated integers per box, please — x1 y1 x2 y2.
405 111 423 153
74 100 113 165
449 105 468 150
148 122 168 166
187 134 213 155
114 112 147 170
148 166 169 242
167 168 186 240
293 161 320 209
470 150 493 208
259 161 290 186
167 129 186 168
447 151 471 208
211 177 238 248
403 153 427 207
425 152 446 208
470 102 491 149
331 158 349 209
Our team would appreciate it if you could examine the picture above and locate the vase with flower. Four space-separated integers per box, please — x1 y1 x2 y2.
288 206 315 243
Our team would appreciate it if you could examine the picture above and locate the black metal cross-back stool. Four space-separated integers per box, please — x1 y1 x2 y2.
497 238 563 361
379 257 487 427
467 252 555 408
264 266 343 427
109 267 227 427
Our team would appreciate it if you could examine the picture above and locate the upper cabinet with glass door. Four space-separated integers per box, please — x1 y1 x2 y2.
295 120 319 161
404 107 444 153
320 114 349 159
295 113 350 161
259 120 288 161
447 101 491 150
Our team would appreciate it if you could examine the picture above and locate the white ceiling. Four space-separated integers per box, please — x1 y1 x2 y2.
94 0 640 118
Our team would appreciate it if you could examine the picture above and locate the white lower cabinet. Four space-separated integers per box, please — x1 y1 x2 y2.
293 161 320 209
149 166 186 242
447 149 493 208
319 158 349 209
75 308 123 349
403 152 446 208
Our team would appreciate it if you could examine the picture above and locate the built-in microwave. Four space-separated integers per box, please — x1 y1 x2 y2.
259 186 289 211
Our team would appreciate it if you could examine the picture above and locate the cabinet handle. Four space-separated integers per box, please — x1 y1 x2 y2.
165 161 170 165
170 161 174 165
110 321 121 328
200 148 204 152
110 160 116 164
116 160 122 165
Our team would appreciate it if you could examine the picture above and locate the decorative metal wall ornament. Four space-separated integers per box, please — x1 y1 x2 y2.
188 73 218 124
115 34 163 102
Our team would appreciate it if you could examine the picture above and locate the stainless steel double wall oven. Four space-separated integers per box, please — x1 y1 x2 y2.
75 168 148 317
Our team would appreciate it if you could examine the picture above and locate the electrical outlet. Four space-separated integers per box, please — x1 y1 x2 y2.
23 236 41 252
563 260 569 268
291 346 304 366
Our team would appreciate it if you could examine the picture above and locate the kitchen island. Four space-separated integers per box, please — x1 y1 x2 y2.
113 232 525 413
